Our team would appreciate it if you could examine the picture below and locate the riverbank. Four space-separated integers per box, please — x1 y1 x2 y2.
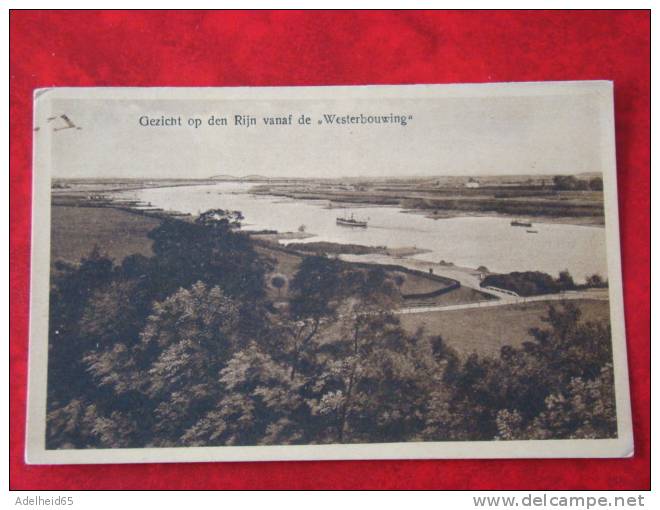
409 208 605 227
254 242 469 303
339 252 504 297
277 240 431 257
251 179 606 227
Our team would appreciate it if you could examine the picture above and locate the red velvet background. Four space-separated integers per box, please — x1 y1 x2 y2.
9 10 650 490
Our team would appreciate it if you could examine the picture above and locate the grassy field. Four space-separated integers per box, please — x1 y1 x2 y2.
395 271 448 295
399 299 611 358
254 243 484 306
412 286 493 306
255 245 303 300
51 205 162 264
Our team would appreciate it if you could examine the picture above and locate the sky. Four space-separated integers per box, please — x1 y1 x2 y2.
46 91 606 179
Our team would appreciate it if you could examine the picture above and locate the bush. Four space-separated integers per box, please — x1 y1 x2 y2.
589 177 604 191
481 271 559 296
481 270 576 296
271 275 287 296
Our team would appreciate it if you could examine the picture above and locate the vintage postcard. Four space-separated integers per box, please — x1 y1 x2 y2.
27 82 633 464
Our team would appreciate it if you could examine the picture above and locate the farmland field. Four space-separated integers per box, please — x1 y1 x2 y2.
51 205 162 264
399 299 611 357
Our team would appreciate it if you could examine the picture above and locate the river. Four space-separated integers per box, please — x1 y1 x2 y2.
114 182 608 282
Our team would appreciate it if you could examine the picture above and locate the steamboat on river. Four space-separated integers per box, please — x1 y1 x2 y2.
336 213 368 228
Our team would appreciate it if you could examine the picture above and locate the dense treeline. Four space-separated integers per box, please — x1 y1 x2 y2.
553 175 603 191
481 270 607 296
46 210 616 449
481 270 576 296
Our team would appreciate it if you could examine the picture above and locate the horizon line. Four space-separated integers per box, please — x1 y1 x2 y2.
53 171 601 180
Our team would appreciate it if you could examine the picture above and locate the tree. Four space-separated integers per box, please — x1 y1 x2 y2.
282 256 398 382
553 175 578 190
83 282 240 447
182 341 306 446
47 399 140 449
589 176 604 191
147 217 268 305
195 209 244 228
78 280 145 350
586 273 606 288
481 271 560 296
495 364 616 440
49 246 115 347
575 180 590 191
307 312 440 443
557 270 575 290
119 253 154 279
271 275 287 297
48 247 115 406
46 398 98 449
393 274 406 292
290 264 422 444
288 256 345 320
277 256 348 381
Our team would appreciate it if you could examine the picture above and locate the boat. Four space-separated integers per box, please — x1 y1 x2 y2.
526 229 538 234
336 213 368 228
511 219 533 227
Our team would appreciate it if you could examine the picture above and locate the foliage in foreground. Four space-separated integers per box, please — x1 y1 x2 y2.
46 213 617 449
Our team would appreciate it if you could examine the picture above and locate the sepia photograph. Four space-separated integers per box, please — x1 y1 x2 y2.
26 83 632 463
